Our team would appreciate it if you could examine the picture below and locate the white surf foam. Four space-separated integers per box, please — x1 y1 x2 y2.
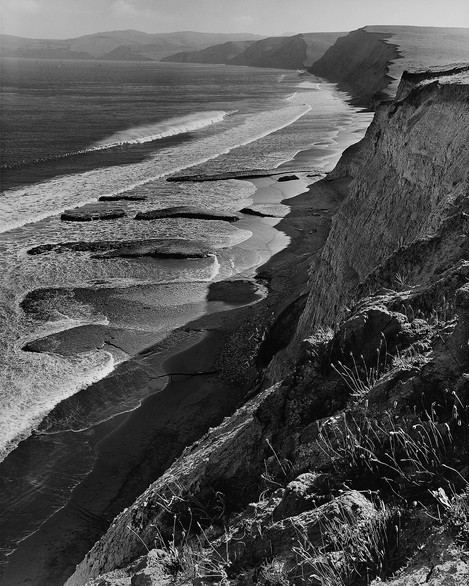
0 104 311 234
92 111 230 149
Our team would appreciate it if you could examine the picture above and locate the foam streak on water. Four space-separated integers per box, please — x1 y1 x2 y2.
0 104 310 234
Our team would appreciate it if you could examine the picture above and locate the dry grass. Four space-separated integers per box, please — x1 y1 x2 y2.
318 407 458 497
293 499 401 585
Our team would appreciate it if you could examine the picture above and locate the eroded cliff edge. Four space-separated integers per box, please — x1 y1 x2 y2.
67 67 469 586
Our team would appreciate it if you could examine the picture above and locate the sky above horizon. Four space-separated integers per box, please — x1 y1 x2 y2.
2 0 469 39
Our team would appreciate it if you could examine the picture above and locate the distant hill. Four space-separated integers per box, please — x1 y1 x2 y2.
310 25 469 103
161 40 257 65
161 32 346 69
0 30 264 61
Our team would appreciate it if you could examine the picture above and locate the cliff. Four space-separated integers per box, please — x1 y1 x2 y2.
294 63 469 342
66 66 469 586
310 26 469 105
161 32 345 69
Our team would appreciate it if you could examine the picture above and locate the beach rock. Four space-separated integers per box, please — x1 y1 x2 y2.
27 239 212 258
22 324 126 356
61 206 126 222
134 206 241 221
98 195 147 202
240 207 280 218
166 168 311 182
93 239 214 259
28 241 123 255
277 174 299 182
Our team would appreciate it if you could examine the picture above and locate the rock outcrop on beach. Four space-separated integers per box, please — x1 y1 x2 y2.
66 64 469 586
98 195 147 202
61 206 126 222
93 239 215 260
134 206 241 222
277 174 299 182
27 238 215 258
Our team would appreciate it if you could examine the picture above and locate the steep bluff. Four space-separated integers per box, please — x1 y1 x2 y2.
66 67 469 586
310 28 401 103
293 65 469 346
310 26 469 104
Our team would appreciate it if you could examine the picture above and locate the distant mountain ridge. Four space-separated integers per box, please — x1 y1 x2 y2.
162 32 346 69
0 30 264 61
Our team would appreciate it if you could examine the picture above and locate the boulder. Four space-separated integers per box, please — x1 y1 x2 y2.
273 472 334 521
277 175 299 182
333 305 407 364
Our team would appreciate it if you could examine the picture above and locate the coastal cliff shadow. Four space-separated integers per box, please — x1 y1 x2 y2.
252 172 351 368
0 287 263 586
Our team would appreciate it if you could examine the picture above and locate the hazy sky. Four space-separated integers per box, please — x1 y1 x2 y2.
2 0 469 39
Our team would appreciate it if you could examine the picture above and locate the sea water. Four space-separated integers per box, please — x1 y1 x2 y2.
0 59 371 462
0 58 372 581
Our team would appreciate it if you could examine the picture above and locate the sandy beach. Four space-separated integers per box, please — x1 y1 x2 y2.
0 112 366 586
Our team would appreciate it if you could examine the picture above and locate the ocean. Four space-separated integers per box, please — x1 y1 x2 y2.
0 57 372 584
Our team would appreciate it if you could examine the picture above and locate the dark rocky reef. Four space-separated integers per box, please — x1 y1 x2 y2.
277 174 299 182
98 195 147 202
93 239 215 260
27 238 214 259
134 206 241 222
167 168 315 182
61 205 126 222
240 207 280 218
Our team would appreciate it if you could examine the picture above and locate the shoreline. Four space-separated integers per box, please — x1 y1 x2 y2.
0 171 321 586
0 94 371 585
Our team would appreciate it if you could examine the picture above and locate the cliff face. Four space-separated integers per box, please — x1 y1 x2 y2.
66 67 469 586
309 28 401 103
310 26 469 104
294 65 469 342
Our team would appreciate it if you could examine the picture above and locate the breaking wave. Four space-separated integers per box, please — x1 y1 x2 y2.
92 110 231 149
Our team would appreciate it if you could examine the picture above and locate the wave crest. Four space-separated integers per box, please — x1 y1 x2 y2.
93 111 229 150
